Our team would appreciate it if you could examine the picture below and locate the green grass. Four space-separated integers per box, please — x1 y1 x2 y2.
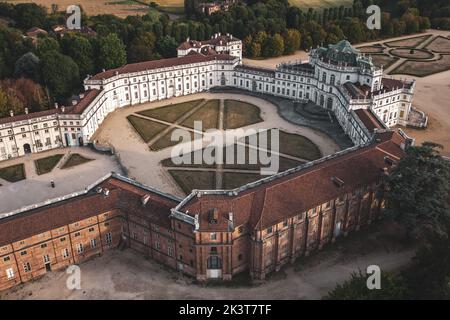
0 163 26 182
391 55 450 77
181 99 220 131
224 99 263 129
168 170 216 194
384 35 432 48
61 154 94 169
127 115 168 142
242 130 322 161
137 99 204 123
150 128 194 151
222 172 263 189
370 54 399 69
35 154 64 175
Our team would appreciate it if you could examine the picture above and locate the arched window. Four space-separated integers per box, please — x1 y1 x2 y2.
330 75 335 85
207 256 222 269
322 72 327 83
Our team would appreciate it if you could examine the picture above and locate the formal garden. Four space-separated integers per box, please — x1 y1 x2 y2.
357 34 450 77
126 98 322 194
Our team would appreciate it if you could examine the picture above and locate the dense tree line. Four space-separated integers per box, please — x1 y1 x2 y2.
325 143 450 299
0 0 447 109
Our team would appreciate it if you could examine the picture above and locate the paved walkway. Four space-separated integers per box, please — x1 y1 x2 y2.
93 92 342 197
0 147 122 214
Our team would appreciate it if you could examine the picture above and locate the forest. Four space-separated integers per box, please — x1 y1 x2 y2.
0 0 448 114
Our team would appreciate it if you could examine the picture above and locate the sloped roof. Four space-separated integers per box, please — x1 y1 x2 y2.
178 131 406 231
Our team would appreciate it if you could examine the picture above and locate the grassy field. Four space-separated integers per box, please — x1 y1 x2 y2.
0 163 26 182
384 35 432 48
222 172 262 190
370 54 399 69
224 99 264 129
5 0 151 17
181 99 220 131
150 128 194 151
168 170 215 194
426 36 450 53
391 55 450 77
35 154 63 175
288 0 353 10
127 115 168 142
61 153 93 169
137 99 204 123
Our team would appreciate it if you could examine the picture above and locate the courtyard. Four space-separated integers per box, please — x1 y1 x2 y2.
0 147 122 214
0 221 414 300
93 93 340 197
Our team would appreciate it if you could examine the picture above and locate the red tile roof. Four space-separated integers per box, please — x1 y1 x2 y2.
354 108 385 133
180 131 406 231
89 53 235 81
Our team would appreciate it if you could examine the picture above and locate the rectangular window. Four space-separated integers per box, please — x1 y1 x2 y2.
23 262 31 273
62 248 70 259
43 254 50 263
210 233 217 240
76 243 83 254
106 232 112 245
6 268 14 279
91 238 97 248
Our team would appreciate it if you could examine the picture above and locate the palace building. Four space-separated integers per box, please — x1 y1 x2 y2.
0 35 420 289
1 34 420 161
0 129 409 289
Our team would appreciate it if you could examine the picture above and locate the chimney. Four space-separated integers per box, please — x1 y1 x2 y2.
103 188 110 197
141 194 150 206
25 108 28 114
208 208 218 224
331 176 345 188
55 102 59 109
79 93 85 99
95 187 103 194
9 110 13 117
72 100 78 106
61 106 65 113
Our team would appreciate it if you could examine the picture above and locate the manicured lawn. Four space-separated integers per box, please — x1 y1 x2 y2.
391 55 450 77
0 164 26 182
425 36 450 53
288 0 352 10
370 54 399 69
150 128 194 151
389 48 434 60
181 99 220 131
384 35 432 48
61 154 94 169
223 99 263 129
357 45 385 54
222 172 263 189
168 170 216 194
242 130 322 161
127 115 168 142
137 99 204 123
35 154 64 175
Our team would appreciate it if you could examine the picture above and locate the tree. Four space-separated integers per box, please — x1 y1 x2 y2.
36 37 60 58
284 29 301 55
156 35 178 58
14 52 41 82
324 270 407 300
250 42 262 58
263 34 284 57
14 3 47 30
40 51 80 101
60 34 95 79
385 142 450 240
97 33 126 70
128 32 157 63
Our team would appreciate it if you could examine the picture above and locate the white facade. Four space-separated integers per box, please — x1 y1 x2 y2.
0 39 416 162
